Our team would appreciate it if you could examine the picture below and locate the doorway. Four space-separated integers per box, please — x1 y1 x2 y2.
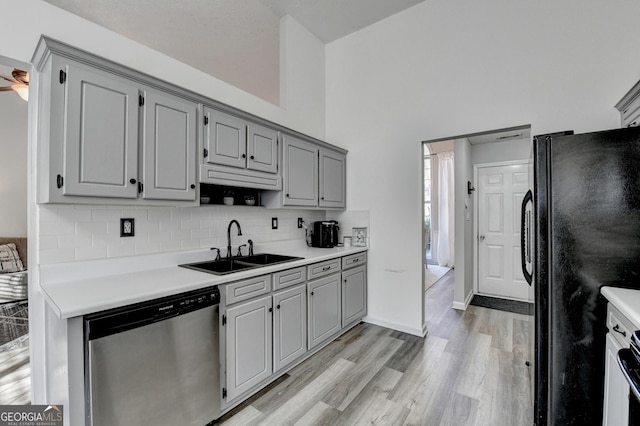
422 124 531 323
0 58 30 404
475 161 530 301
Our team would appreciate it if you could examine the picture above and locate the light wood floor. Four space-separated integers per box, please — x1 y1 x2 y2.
219 271 533 425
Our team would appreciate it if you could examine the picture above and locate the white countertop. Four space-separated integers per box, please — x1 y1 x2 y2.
601 286 640 329
40 243 367 319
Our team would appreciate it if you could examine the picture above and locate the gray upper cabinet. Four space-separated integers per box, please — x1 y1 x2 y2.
35 40 198 205
319 148 346 209
263 134 346 210
225 294 273 402
60 60 140 199
204 108 247 169
282 135 319 207
616 79 640 128
247 123 278 174
201 108 281 190
141 89 197 201
273 284 307 372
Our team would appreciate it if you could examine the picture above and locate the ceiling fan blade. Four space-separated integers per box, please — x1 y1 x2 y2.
0 75 18 85
11 69 28 84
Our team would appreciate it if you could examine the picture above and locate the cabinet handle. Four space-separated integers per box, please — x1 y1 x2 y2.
344 279 347 283
286 193 290 198
628 121 637 127
56 174 64 189
322 266 331 271
353 258 359 262
250 155 255 160
190 184 196 189
269 307 273 313
311 291 314 296
277 304 280 309
130 178 137 184
242 154 246 159
613 324 627 337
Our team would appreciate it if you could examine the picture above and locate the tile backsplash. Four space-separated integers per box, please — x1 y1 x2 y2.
38 205 325 264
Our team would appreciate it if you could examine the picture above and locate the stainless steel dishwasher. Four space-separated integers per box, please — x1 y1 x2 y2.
84 286 221 426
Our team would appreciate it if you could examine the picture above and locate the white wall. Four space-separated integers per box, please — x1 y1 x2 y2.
470 137 531 166
39 205 324 264
280 15 326 139
326 0 640 334
1 1 326 141
454 139 474 307
0 91 27 237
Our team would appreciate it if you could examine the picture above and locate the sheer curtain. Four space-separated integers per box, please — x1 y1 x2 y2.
437 151 455 267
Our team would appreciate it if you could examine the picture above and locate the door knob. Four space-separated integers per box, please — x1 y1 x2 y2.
479 235 485 242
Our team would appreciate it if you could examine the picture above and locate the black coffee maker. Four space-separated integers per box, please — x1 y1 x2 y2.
311 221 339 248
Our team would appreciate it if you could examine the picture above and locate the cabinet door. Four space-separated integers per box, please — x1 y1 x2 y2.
342 265 367 327
319 149 346 209
204 108 247 169
602 333 629 426
307 274 341 349
141 89 197 201
247 124 278 174
62 62 139 198
225 295 272 402
273 284 307 372
283 135 318 207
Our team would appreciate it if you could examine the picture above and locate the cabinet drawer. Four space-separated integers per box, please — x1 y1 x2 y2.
273 266 307 291
307 258 341 280
342 252 367 270
607 304 634 347
224 275 272 305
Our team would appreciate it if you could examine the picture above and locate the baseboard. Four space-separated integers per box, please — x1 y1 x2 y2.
452 290 474 311
362 315 425 337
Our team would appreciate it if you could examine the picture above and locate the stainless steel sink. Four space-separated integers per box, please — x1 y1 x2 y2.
180 253 303 275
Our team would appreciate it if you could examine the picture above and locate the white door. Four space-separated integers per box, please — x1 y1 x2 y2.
477 163 529 300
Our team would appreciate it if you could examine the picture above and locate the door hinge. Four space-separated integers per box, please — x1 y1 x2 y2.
138 182 143 193
222 314 226 326
59 70 66 84
203 148 209 158
56 174 64 189
139 95 145 107
204 115 209 125
222 388 227 399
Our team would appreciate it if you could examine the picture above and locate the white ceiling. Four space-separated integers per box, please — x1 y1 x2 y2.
43 0 424 105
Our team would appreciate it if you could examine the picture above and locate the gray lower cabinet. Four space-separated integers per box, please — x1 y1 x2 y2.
341 264 367 327
307 273 342 349
225 294 273 402
273 284 307 372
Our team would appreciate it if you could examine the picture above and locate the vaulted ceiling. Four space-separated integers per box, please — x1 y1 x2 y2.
43 0 424 105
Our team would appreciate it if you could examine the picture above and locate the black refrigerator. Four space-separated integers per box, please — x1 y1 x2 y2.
530 127 640 425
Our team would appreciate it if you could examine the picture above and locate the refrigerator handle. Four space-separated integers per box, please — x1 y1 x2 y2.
520 190 533 285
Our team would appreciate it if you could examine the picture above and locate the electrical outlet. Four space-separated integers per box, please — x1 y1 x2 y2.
120 218 135 237
272 217 278 230
298 218 303 229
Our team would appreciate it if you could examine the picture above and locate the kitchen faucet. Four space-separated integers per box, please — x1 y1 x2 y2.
227 220 242 258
